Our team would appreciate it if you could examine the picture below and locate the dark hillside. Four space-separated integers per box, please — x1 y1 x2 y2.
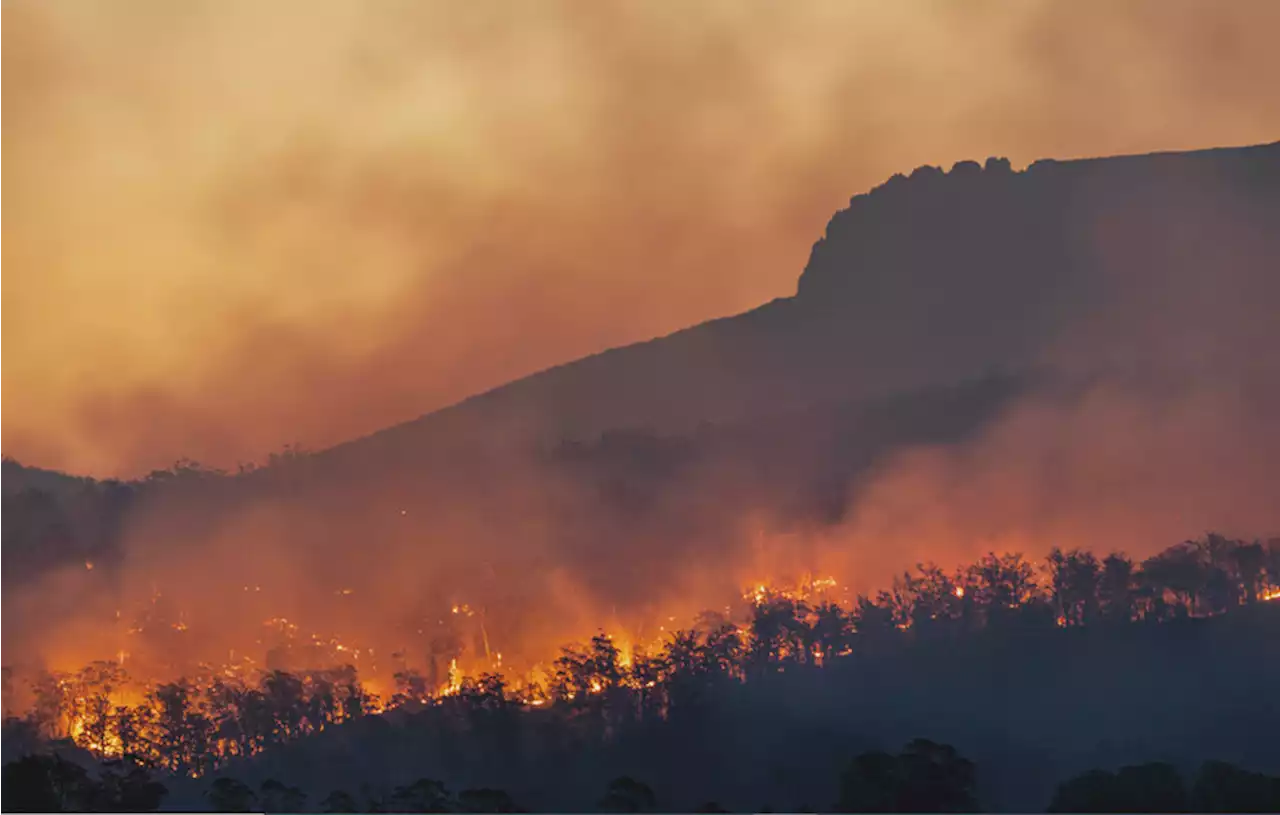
313 141 1280 479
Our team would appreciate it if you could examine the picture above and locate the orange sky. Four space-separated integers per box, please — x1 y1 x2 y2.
5 0 1280 478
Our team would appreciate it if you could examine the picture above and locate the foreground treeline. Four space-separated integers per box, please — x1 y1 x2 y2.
6 738 1280 813
4 534 1279 779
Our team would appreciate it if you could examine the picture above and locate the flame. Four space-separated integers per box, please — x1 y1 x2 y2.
62 684 150 758
743 575 839 606
437 658 463 697
12 562 1277 771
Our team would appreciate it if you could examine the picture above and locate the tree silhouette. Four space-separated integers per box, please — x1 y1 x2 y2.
849 592 900 651
1048 762 1188 813
457 787 522 812
748 595 805 670
836 739 978 813
0 754 167 813
1047 548 1101 626
1190 760 1280 812
811 602 853 661
260 778 308 813
206 777 258 812
1097 552 1136 623
3 754 96 812
597 776 658 813
93 760 168 812
903 563 963 639
388 778 451 813
320 789 360 813
967 552 1038 630
896 739 979 812
1047 768 1121 812
1231 542 1267 604
837 749 901 812
1141 545 1208 619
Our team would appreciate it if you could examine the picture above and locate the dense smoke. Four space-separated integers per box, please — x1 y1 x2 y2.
3 2 1280 695
5 0 1280 475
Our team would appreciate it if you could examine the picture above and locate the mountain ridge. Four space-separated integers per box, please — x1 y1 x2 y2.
7 140 1277 485
312 139 1280 474
5 139 1279 686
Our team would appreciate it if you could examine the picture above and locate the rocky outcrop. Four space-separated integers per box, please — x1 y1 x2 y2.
314 141 1280 474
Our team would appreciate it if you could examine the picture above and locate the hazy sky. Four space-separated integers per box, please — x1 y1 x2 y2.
5 0 1280 477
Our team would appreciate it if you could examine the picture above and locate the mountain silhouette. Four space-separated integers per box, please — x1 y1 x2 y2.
4 141 1279 674
308 141 1280 478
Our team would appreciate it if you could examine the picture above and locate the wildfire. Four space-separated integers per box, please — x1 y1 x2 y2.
13 557 1278 773
15 524 1280 783
438 658 463 697
743 575 839 606
68 715 123 757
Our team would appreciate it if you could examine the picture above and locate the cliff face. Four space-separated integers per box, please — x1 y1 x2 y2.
796 156 1075 380
317 141 1280 472
796 142 1280 377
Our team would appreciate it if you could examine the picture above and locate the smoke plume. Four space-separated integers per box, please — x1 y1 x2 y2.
5 0 1280 475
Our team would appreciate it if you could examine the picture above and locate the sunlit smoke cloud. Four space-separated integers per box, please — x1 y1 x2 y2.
5 0 1280 476
4 0 1280 692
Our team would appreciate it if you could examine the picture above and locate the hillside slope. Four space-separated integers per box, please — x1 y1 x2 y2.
314 141 1280 476
5 141 1278 680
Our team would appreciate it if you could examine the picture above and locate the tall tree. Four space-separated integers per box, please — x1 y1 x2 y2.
1098 553 1136 624
1048 762 1188 813
1047 548 1102 626
837 739 979 813
1232 542 1267 604
1141 545 1208 618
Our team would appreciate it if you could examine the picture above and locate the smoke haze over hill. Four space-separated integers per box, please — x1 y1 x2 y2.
5 7 1280 810
4 142 1279 697
5 0 1280 476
